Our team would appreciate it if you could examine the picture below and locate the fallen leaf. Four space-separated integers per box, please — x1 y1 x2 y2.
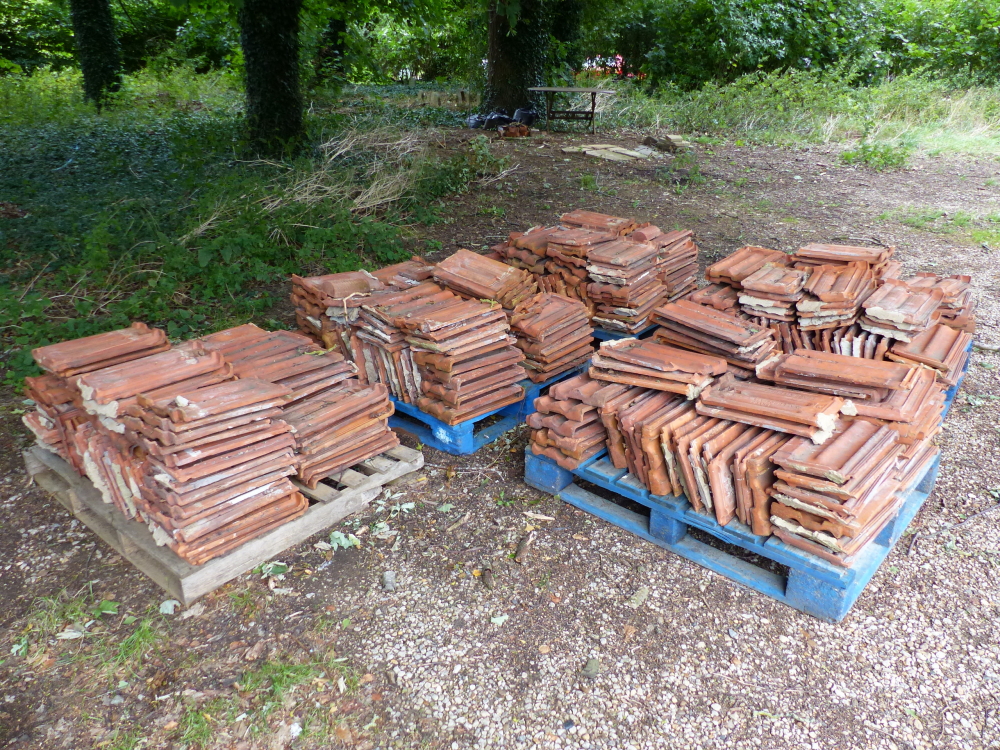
623 625 637 641
572 533 589 541
163 720 178 731
159 599 181 615
490 614 509 626
335 724 355 744
548 592 562 603
437 503 455 512
538 644 551 654
179 603 205 620
624 586 649 609
360 673 374 684
472 569 482 577
524 512 556 521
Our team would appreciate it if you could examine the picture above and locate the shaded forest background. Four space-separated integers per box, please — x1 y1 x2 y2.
2 0 1000 385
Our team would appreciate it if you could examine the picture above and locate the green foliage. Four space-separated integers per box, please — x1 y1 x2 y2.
0 69 474 387
841 139 912 169
580 0 1000 88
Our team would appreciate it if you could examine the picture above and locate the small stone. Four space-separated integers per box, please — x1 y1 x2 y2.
382 571 396 592
563 719 575 729
581 658 601 679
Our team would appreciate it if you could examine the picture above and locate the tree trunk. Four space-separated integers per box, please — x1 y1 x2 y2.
484 0 550 114
68 0 122 107
238 0 305 155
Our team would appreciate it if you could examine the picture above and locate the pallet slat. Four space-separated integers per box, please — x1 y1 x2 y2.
389 369 585 456
25 444 423 605
530 447 939 622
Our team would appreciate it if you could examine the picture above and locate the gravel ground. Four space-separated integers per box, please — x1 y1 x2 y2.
1 138 999 750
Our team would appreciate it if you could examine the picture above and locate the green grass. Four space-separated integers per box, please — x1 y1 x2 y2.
175 651 358 746
592 69 1000 156
888 206 1000 248
0 69 510 387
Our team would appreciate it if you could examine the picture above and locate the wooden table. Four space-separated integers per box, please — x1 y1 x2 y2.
528 87 615 134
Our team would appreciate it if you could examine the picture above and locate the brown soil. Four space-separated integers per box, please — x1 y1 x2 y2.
1 133 998 750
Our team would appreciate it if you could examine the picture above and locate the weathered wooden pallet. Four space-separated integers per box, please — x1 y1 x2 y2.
23 444 423 605
526 446 939 622
389 369 583 456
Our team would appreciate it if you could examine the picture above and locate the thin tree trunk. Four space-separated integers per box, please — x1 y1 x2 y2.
68 0 122 107
238 0 305 155
484 0 550 114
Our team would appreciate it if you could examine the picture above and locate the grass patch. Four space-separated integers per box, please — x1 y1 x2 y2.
175 651 359 746
841 140 912 170
0 71 511 387
590 69 1000 156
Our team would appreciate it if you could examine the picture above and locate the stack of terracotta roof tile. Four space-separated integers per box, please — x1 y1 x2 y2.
787 322 891 360
24 324 164 467
697 373 845 443
350 282 450 403
589 338 726 398
33 322 171 376
200 324 356 403
510 293 594 383
706 246 788 287
630 227 699 301
22 374 80 465
560 209 636 235
905 273 976 332
587 238 668 333
652 300 778 372
397 296 525 424
685 283 740 312
614 390 692 497
662 413 784 526
121 378 306 565
796 262 876 333
280 381 398 488
738 263 810 324
752 349 947 447
888 323 972 387
432 248 538 312
75 342 232 427
756 349 919 402
542 226 615 311
765 420 931 567
292 270 385 356
492 228 548 276
791 242 895 274
860 278 943 342
527 373 618 469
369 256 435 289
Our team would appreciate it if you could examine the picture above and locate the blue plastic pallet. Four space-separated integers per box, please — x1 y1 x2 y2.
592 323 657 342
941 337 972 418
526 447 940 622
389 368 582 456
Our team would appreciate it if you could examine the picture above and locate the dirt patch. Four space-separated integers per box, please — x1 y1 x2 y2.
1 137 999 750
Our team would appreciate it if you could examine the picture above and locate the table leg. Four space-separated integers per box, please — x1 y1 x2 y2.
546 92 553 131
590 92 597 134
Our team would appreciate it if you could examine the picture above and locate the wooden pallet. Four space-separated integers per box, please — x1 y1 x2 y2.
389 369 583 455
23 444 423 605
526 447 938 622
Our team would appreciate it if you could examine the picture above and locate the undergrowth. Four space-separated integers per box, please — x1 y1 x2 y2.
589 68 1000 155
0 69 509 387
